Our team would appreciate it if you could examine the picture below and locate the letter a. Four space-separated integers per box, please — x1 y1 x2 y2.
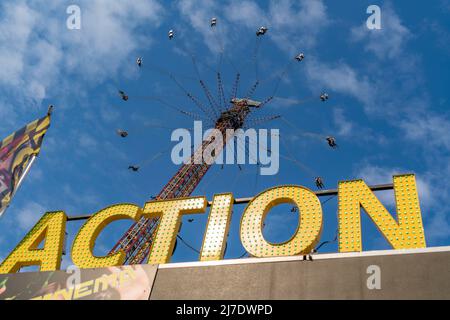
0 212 67 274
366 5 381 30
66 5 81 30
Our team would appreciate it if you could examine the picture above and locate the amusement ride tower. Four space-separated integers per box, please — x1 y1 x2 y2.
110 95 264 264
109 20 329 265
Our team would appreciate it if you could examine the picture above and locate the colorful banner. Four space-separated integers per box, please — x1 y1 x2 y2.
0 114 51 217
0 265 157 300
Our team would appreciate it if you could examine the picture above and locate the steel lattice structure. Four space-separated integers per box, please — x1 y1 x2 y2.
110 100 255 265
109 18 335 264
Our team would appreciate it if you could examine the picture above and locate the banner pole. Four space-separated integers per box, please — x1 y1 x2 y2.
0 155 37 219
15 155 37 193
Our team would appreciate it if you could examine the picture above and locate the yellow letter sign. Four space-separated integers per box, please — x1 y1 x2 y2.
71 204 142 269
338 174 426 252
200 193 234 261
240 186 323 258
0 211 67 274
143 197 207 264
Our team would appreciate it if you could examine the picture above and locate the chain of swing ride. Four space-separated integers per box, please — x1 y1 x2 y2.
109 18 336 264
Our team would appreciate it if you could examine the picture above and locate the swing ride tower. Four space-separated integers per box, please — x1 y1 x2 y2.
110 96 263 265
109 19 328 265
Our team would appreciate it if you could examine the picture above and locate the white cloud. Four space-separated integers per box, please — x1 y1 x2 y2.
331 107 387 145
304 58 374 109
177 0 329 56
354 163 450 243
268 0 329 51
225 0 268 29
62 184 101 209
15 201 46 231
333 108 354 137
229 0 329 52
78 133 98 149
63 0 164 79
177 0 226 53
99 104 120 123
399 113 450 152
263 208 298 240
269 96 306 109
0 0 164 112
425 19 450 54
426 213 450 240
0 102 20 136
351 2 411 60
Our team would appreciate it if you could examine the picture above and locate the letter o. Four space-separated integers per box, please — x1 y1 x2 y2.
240 186 323 257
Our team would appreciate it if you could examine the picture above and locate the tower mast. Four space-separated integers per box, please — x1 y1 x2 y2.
110 99 258 264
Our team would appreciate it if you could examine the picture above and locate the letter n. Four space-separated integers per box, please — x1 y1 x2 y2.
338 174 426 252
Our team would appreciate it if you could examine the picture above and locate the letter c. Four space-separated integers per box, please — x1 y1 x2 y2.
71 204 142 269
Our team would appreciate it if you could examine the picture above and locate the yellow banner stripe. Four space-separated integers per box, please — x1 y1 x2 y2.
0 115 50 151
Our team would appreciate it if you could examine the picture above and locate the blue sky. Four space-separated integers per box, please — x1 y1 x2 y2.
0 0 450 270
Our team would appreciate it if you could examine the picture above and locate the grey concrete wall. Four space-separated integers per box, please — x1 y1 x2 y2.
150 250 450 300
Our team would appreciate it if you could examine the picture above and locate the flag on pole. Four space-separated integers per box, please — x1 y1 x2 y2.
0 111 51 218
